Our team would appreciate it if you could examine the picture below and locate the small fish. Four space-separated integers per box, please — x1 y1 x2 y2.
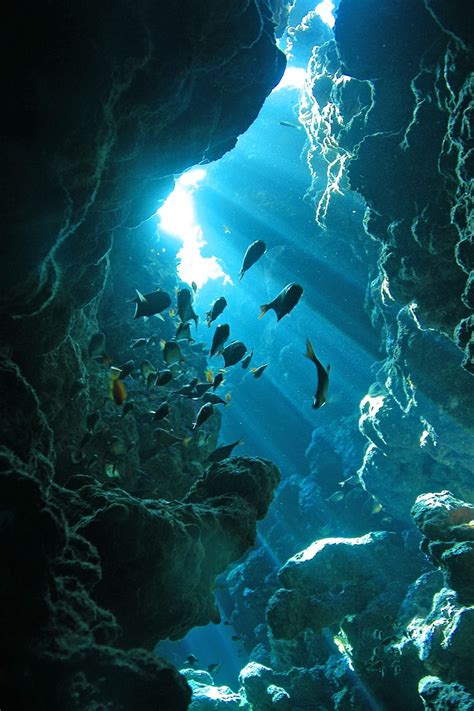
372 630 383 641
371 501 383 515
204 368 214 384
173 377 199 397
222 340 247 367
207 663 220 674
154 428 191 448
88 332 106 358
175 322 193 342
150 402 170 421
231 635 242 642
206 297 228 327
208 439 242 463
241 350 253 369
185 654 198 666
161 339 183 367
279 120 302 130
105 462 120 478
251 363 268 379
327 490 345 504
131 288 171 319
177 287 198 327
203 392 229 406
212 373 224 390
223 225 231 234
239 240 266 280
147 372 157 389
191 281 198 293
259 282 303 321
109 374 127 406
116 360 135 379
305 339 330 409
193 382 213 398
86 411 100 430
192 403 214 430
210 324 230 357
155 369 173 386
140 359 156 381
130 338 148 349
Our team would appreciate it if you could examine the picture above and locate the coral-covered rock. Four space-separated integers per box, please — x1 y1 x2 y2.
418 676 474 711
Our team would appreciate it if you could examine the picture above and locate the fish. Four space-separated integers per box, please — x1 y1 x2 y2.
175 322 193 342
140 359 156 381
116 360 135 379
109 372 127 406
371 501 383 515
259 282 303 321
108 436 128 456
130 338 148 349
88 332 106 358
204 368 214 384
203 392 230 406
155 369 173 386
192 402 215 430
251 363 268 379
279 120 302 130
304 339 330 409
193 382 213 398
231 635 242 642
241 350 253 369
327 491 345 504
207 439 242 463
206 297 228 327
131 288 172 319
207 663 220 674
173 377 199 397
212 373 224 390
154 428 191 448
210 324 230 357
105 462 120 479
185 654 198 666
160 339 183 367
239 240 266 280
191 281 198 293
150 402 170 421
222 340 247 367
223 225 232 234
177 287 198 327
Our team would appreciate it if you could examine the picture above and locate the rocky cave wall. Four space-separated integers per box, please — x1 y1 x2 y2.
1 2 286 709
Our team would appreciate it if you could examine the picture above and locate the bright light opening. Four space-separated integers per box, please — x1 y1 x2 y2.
273 66 307 92
157 168 231 289
316 0 335 28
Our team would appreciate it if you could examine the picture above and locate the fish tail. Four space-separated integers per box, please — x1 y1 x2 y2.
258 304 269 319
305 339 317 364
239 270 244 281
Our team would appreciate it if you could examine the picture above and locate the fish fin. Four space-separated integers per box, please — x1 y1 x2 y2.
136 289 146 302
110 366 122 379
250 367 257 373
154 313 165 321
239 270 245 281
305 339 317 363
160 339 166 350
258 304 269 319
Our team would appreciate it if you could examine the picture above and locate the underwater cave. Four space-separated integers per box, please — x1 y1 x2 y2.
1 1 473 709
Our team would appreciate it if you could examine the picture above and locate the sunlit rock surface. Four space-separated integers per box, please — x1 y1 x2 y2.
419 676 474 711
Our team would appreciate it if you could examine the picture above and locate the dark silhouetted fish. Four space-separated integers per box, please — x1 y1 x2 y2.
88 332 106 358
206 297 227 327
203 392 230 406
210 324 230 357
212 373 224 390
192 402 214 430
279 120 302 130
193 382 213 398
131 289 171 319
259 282 303 321
116 360 135 379
222 340 247 367
305 339 330 409
154 428 191 448
251 363 268 379
173 377 199 397
177 287 198 327
161 339 183 367
155 369 173 386
207 439 242 463
241 350 253 369
239 240 266 280
175 321 193 342
185 654 198 666
130 338 148 349
150 402 170 421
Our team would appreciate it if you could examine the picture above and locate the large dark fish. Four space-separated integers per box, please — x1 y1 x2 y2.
132 289 171 319
305 339 330 409
150 402 170 421
239 240 266 280
259 283 303 321
222 340 247 367
210 323 230 357
206 297 227 327
155 369 173 386
192 402 214 430
212 373 224 391
207 439 242 463
177 287 198 327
